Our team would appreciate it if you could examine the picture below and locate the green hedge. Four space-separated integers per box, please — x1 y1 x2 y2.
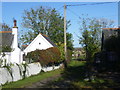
25 47 62 66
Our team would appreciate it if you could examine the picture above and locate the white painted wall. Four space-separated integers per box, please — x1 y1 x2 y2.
7 27 23 64
12 27 18 49
10 49 23 64
24 34 53 55
0 52 11 66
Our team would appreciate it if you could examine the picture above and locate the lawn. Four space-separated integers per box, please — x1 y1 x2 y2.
2 68 63 88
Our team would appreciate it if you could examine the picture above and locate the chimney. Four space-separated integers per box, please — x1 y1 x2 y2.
13 19 18 28
14 20 17 27
12 19 18 49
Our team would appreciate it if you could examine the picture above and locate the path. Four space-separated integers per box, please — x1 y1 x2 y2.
24 74 62 88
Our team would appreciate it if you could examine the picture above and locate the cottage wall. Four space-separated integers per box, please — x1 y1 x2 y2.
24 34 53 55
0 52 11 66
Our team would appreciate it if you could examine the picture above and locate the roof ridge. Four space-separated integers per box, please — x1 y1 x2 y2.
0 31 12 33
39 33 48 37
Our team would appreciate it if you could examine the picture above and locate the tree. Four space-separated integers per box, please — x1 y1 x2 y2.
0 23 12 31
20 6 73 50
79 17 114 81
79 17 114 61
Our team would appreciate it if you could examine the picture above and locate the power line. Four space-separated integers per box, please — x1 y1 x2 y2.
67 8 80 18
66 2 116 7
56 6 63 12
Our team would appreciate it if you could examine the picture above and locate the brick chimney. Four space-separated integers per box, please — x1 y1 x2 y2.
13 19 17 27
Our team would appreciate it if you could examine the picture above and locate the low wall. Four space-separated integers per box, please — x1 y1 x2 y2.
0 62 63 85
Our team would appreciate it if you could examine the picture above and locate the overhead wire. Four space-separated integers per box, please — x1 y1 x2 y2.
66 2 116 7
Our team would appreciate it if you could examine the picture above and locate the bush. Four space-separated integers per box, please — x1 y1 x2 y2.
67 49 73 63
25 47 62 66
0 45 13 52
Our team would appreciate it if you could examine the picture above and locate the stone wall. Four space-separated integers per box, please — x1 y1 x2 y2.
0 62 63 85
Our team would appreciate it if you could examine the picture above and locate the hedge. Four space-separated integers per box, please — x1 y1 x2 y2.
25 47 62 66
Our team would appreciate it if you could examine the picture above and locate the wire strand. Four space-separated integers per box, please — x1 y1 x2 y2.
66 2 116 7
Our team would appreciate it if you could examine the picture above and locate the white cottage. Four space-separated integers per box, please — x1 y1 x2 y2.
0 20 23 64
0 20 56 65
23 33 56 55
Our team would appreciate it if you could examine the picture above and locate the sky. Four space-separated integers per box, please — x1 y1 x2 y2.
1 1 118 47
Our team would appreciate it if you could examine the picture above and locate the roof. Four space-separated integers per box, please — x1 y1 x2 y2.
41 34 57 47
0 31 14 47
74 48 83 51
22 33 57 50
103 28 120 30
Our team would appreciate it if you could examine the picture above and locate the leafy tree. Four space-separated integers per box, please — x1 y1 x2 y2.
21 6 73 50
79 17 114 81
79 17 114 61
0 23 12 31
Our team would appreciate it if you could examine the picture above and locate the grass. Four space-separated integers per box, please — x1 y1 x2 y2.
2 60 120 88
68 60 120 88
2 68 63 88
50 60 120 88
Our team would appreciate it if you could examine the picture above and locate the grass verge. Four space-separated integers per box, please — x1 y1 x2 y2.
48 60 120 88
2 68 63 88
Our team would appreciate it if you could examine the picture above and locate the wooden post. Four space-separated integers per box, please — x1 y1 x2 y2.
64 4 67 68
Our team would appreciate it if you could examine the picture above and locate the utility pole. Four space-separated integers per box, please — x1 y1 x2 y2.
64 4 67 68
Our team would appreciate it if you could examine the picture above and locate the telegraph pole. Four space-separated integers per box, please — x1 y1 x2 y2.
64 4 67 68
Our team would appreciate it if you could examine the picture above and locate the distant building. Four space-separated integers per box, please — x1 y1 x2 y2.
72 48 85 59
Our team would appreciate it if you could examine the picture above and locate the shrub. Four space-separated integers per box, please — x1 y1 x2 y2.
25 47 62 66
67 49 73 63
0 45 13 52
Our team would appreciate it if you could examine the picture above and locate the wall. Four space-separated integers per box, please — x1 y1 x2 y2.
0 51 23 65
0 52 11 66
0 62 63 86
24 34 53 55
10 49 23 64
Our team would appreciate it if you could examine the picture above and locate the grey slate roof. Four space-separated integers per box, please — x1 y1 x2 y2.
0 33 14 47
41 34 57 47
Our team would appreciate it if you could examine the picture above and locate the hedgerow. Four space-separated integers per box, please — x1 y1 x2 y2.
25 47 62 66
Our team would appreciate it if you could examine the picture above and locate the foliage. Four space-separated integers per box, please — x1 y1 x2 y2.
21 6 73 50
67 49 73 63
104 36 120 52
25 47 62 66
22 63 29 79
0 58 3 67
1 45 13 52
79 17 114 61
0 23 12 31
56 42 65 61
79 17 115 81
94 35 120 72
